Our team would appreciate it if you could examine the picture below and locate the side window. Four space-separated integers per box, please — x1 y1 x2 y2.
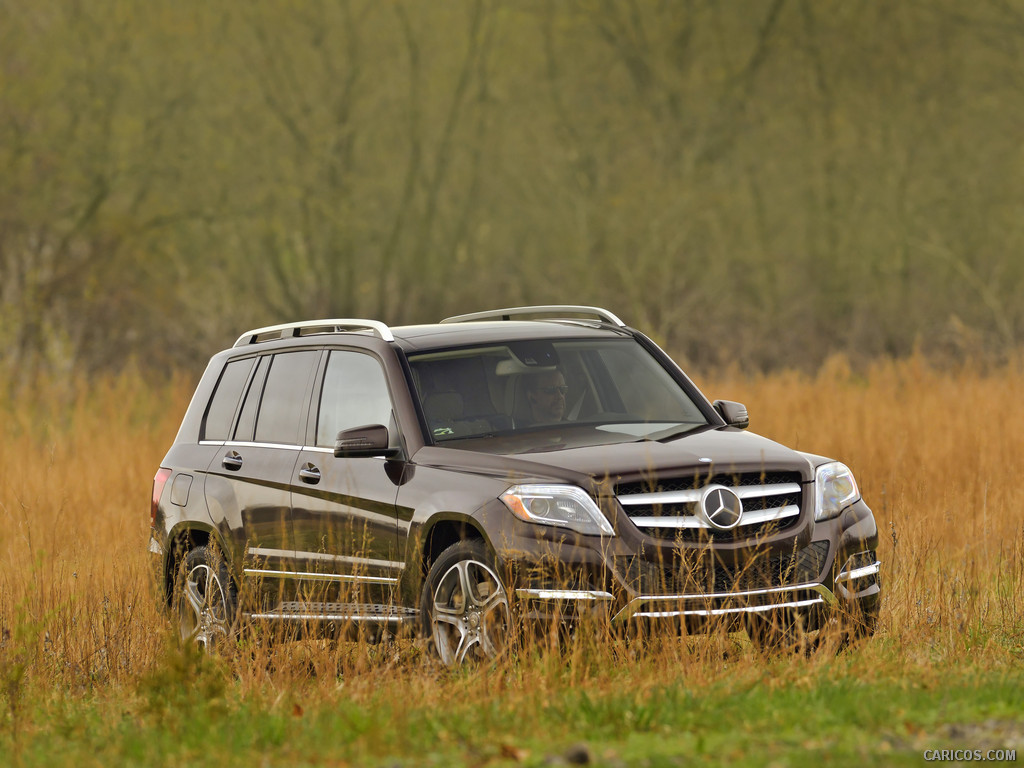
233 355 269 442
202 358 256 441
316 351 393 447
253 351 320 445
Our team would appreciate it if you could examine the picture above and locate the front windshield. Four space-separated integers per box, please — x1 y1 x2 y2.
407 338 710 453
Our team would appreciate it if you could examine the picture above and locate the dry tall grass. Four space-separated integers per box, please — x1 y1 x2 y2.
695 354 1024 662
0 355 1022 713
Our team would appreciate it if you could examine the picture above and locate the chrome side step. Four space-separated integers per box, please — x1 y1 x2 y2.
244 567 398 585
516 588 614 602
247 601 419 624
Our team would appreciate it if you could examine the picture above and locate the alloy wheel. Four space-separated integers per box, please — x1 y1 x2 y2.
178 562 230 650
431 558 510 666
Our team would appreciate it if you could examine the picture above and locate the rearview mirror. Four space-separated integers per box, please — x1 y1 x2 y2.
713 400 749 430
334 424 400 458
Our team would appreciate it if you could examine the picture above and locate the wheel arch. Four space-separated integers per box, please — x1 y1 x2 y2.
162 522 226 607
419 514 489 581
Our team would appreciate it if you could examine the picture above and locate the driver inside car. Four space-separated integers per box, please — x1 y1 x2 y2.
525 369 568 425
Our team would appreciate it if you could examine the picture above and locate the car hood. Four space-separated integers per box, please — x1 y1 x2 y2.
412 427 815 490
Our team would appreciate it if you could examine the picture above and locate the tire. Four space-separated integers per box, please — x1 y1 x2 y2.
173 545 238 651
420 539 511 667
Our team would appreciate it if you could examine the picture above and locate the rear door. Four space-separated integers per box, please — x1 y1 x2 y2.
290 348 404 607
204 350 319 598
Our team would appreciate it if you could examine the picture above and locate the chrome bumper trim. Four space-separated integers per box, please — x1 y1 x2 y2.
837 561 881 582
612 582 837 622
631 596 825 619
148 537 164 556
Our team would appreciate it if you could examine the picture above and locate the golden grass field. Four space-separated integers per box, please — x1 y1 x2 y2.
0 356 1022 764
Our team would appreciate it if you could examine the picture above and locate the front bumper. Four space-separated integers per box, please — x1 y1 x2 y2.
516 557 880 626
504 497 881 631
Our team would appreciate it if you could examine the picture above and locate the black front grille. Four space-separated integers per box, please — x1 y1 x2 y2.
617 540 830 596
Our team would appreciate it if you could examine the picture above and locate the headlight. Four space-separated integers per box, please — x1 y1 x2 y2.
500 484 615 537
814 462 860 522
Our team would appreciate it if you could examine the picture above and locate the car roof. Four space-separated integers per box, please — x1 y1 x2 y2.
217 320 634 361
390 320 633 351
227 307 637 355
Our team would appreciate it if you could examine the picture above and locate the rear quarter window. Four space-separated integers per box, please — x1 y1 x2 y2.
202 358 256 441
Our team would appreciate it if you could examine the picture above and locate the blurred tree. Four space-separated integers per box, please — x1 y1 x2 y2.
3 0 1024 379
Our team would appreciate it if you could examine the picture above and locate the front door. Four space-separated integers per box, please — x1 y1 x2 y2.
290 349 404 608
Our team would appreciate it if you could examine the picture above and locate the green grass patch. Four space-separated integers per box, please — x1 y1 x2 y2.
5 638 1024 767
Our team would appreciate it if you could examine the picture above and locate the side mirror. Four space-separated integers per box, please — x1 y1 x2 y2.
713 400 749 430
334 424 401 458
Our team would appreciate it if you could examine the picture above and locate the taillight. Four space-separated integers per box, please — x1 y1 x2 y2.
152 468 172 529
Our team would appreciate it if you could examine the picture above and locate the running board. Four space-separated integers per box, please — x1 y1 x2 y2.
246 601 419 625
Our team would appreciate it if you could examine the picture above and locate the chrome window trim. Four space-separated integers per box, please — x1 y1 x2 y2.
200 439 304 451
200 441 388 458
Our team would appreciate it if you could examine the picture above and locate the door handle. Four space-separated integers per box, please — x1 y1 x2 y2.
222 451 243 471
298 463 321 484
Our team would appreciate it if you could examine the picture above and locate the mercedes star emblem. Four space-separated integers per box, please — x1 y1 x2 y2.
700 485 743 530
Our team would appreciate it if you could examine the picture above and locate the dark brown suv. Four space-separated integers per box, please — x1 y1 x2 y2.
149 306 880 664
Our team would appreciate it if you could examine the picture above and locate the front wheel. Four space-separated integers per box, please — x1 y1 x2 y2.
420 539 511 667
174 545 237 651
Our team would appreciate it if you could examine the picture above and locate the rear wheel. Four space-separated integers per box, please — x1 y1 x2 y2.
420 540 511 667
174 545 237 651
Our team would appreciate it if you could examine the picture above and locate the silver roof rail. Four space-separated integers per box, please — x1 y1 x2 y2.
440 305 626 327
233 318 395 347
